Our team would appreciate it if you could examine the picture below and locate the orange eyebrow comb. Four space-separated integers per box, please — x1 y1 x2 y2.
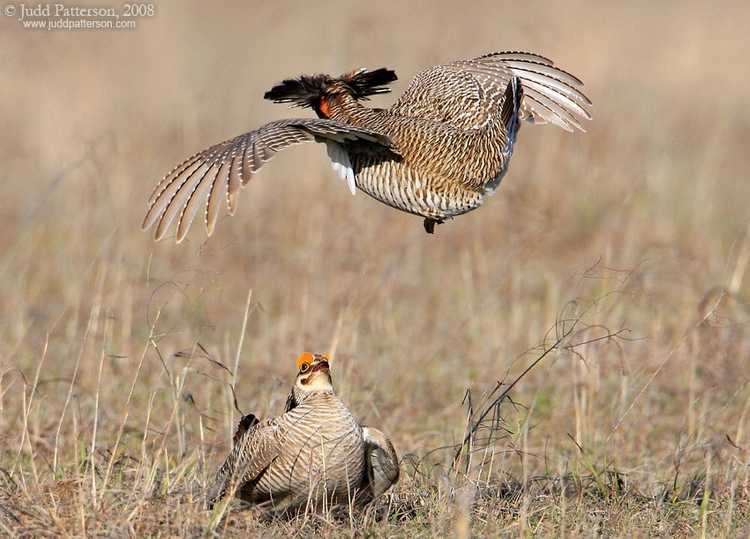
296 352 315 370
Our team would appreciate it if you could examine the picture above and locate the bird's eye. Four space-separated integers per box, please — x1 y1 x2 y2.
300 363 310 374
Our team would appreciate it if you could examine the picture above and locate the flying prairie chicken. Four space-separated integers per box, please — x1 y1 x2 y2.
207 353 399 512
143 51 591 240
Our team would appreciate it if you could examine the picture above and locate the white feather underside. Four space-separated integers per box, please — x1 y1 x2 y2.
325 142 357 195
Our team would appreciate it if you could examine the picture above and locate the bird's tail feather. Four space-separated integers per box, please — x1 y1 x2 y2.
500 76 523 148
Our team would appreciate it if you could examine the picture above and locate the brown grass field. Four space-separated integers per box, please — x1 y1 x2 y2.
2 1 750 536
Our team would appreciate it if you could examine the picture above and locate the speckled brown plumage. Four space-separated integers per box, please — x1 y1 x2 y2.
143 51 591 241
207 353 399 513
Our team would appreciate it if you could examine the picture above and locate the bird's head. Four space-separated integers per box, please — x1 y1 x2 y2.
293 352 333 399
264 68 396 119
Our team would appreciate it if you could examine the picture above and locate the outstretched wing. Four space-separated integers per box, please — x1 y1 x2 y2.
391 51 591 132
206 418 283 509
358 426 400 505
143 119 399 242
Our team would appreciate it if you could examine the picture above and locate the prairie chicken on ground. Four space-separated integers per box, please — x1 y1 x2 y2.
207 353 399 513
143 51 591 240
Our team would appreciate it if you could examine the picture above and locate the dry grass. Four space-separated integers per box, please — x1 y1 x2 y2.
2 1 750 536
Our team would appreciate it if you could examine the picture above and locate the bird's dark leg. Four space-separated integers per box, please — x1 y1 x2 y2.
423 218 444 234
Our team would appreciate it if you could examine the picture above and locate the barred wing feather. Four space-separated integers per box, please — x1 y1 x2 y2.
142 119 398 242
391 51 591 132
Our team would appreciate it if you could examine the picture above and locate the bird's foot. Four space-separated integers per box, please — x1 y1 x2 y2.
423 218 444 234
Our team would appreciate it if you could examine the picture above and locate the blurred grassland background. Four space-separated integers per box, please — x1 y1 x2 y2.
1 0 750 536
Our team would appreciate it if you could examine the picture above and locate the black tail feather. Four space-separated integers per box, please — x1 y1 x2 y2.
232 413 260 444
501 76 523 135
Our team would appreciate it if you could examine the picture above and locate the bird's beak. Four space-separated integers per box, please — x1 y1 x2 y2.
310 360 330 374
